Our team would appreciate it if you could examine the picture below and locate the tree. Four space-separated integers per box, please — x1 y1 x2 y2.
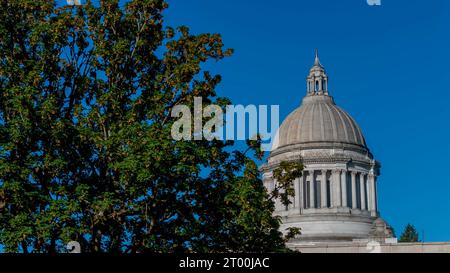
0 0 302 253
399 224 419 243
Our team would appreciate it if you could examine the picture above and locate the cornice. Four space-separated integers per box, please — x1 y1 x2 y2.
269 141 372 159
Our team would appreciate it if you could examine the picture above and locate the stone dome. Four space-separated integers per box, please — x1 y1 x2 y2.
262 50 387 244
273 95 367 150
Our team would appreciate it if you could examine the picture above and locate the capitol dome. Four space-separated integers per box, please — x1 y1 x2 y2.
262 50 392 243
273 95 367 150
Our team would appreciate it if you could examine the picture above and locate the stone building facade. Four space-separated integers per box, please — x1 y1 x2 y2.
261 51 394 243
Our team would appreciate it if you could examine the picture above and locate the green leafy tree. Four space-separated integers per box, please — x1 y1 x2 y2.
399 224 419 243
0 0 302 253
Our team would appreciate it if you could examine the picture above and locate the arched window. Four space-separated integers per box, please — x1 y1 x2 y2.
315 81 319 92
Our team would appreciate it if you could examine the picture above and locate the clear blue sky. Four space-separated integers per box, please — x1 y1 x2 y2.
163 0 450 242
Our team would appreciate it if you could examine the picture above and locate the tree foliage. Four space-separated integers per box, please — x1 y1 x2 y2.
399 224 419 243
0 0 302 253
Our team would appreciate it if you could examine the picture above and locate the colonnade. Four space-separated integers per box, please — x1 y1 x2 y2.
290 169 378 215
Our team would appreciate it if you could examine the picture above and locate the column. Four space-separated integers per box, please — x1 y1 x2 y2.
374 175 379 214
360 173 366 210
300 175 305 214
374 176 378 212
309 171 315 209
294 177 300 209
341 169 347 207
332 170 342 207
321 170 327 208
351 171 357 209
368 174 376 215
367 175 372 211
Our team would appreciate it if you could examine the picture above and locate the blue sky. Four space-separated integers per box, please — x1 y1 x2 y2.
163 0 450 241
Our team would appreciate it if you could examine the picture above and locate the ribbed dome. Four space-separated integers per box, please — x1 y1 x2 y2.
273 95 367 150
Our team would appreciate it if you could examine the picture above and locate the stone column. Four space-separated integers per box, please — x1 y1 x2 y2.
368 174 377 216
300 175 306 214
351 171 357 209
321 170 327 208
360 173 366 210
332 170 341 207
294 177 300 209
367 175 372 211
341 169 347 207
374 176 378 213
329 171 334 207
309 171 315 209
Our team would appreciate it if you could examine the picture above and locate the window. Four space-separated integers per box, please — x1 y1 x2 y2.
315 81 319 91
326 180 331 208
356 179 361 209
346 173 352 207
304 181 309 208
305 181 310 208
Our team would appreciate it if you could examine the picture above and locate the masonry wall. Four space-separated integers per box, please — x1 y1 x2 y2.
288 242 450 253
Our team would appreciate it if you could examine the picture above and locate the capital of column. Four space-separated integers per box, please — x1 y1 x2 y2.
332 169 341 175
